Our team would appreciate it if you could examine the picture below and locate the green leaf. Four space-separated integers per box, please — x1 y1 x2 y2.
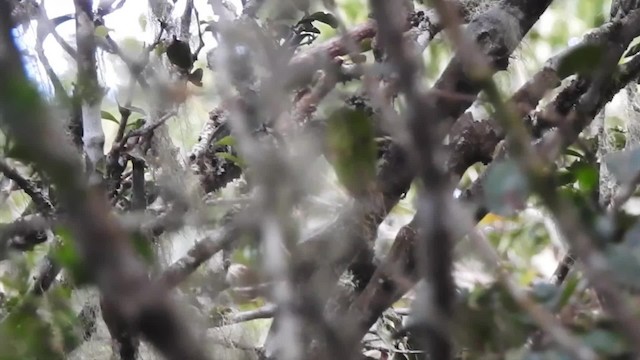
121 105 147 116
46 287 82 352
454 283 533 353
359 38 372 52
214 135 236 147
556 169 575 187
100 110 119 124
341 0 366 23
131 233 154 265
51 227 90 286
303 12 339 28
155 42 167 56
625 42 640 58
483 160 530 217
576 166 598 192
215 152 245 167
566 161 598 192
582 329 626 356
609 126 627 150
391 202 414 216
127 118 146 130
564 148 583 158
94 25 112 38
557 187 598 226
554 273 579 310
325 107 377 198
557 43 606 79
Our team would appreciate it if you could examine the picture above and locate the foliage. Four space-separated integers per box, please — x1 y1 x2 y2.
4 0 640 359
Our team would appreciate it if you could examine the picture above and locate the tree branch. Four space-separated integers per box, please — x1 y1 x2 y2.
0 6 212 359
74 0 105 183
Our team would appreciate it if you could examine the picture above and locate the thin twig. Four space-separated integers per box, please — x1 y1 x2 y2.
119 110 177 147
113 78 136 144
159 228 237 289
193 6 206 59
0 158 54 216
213 303 276 327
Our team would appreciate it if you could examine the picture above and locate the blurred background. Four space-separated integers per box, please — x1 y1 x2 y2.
2 0 637 359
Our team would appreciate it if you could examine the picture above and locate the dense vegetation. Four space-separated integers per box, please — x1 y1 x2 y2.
2 0 640 359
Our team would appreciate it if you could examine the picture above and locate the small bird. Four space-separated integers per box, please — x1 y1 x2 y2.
165 35 203 87
166 35 194 70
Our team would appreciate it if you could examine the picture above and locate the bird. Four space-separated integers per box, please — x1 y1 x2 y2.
166 35 195 71
165 35 203 87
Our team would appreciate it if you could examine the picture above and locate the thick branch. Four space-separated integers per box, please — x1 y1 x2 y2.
74 0 105 182
348 13 640 357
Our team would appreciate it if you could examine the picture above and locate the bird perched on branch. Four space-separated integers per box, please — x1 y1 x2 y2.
166 35 203 87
